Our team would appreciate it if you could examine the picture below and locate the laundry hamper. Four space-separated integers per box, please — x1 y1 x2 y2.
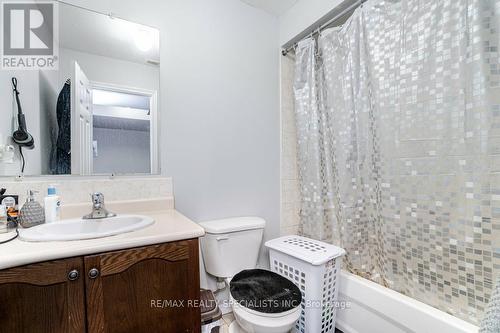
265 236 346 333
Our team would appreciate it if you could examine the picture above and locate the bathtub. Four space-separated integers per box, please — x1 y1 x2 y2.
336 271 479 333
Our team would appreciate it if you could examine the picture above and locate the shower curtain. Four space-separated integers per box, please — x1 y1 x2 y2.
293 0 500 325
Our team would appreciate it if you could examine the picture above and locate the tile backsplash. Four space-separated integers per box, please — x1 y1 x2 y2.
0 176 173 205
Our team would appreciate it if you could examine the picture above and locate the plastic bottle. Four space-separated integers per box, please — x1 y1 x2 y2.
44 185 61 223
0 205 7 233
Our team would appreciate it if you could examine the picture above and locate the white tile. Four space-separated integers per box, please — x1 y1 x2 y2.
280 56 300 236
281 224 300 236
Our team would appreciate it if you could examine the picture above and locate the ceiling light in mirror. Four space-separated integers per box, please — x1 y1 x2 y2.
134 29 155 52
110 16 159 55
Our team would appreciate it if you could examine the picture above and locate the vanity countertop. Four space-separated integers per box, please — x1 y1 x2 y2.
0 198 205 270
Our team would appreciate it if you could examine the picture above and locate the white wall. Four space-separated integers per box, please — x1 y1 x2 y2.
279 0 345 45
61 0 281 269
58 48 159 92
0 71 42 176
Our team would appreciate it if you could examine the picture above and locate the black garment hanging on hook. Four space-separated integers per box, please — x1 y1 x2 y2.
52 80 71 174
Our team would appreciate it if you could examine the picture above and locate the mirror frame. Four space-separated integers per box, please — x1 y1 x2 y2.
0 1 162 179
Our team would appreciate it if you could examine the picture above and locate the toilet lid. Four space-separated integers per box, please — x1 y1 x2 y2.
230 269 302 314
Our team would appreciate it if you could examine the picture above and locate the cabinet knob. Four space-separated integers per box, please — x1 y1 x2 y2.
68 269 80 281
88 268 100 279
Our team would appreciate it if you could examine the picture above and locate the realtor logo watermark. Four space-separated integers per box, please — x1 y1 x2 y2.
1 1 58 69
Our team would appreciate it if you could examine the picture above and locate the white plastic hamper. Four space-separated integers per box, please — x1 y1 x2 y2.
265 236 346 333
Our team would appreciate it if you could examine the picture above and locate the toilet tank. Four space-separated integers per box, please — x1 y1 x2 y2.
199 217 265 278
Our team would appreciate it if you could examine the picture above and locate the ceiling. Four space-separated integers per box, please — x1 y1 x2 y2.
239 0 298 16
59 2 160 66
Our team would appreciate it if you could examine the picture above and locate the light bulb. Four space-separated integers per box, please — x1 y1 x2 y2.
134 28 154 52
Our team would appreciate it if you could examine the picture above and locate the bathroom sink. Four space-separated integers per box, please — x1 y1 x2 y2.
18 215 155 242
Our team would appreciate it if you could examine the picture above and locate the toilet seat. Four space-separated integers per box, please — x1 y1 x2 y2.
230 269 302 314
228 269 302 333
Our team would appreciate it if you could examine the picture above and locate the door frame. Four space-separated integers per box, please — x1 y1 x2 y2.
90 81 159 175
71 61 93 176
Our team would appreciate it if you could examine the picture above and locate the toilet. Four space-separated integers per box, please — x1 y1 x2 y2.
199 217 302 333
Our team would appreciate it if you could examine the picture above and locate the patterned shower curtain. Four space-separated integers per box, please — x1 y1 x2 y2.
293 0 500 325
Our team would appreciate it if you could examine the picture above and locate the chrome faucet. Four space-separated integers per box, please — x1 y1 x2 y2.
83 192 116 220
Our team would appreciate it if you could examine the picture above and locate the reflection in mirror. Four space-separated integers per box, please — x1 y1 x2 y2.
92 88 153 175
0 2 160 176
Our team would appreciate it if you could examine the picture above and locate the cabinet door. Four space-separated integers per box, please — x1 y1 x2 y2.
85 239 201 333
0 257 86 333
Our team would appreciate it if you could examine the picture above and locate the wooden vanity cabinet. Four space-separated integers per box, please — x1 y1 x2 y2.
0 257 86 333
85 239 201 333
0 239 201 333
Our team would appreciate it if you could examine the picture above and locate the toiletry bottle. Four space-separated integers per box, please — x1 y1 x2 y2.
44 185 61 223
0 191 19 225
18 190 45 228
0 205 8 233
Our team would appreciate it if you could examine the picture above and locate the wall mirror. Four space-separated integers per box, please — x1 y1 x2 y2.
0 2 160 176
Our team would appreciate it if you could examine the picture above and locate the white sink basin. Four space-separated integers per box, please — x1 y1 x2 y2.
18 215 155 242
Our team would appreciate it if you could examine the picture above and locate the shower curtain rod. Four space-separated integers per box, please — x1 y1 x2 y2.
281 0 365 56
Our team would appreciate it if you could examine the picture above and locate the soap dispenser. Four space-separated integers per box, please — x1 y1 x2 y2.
18 190 45 228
